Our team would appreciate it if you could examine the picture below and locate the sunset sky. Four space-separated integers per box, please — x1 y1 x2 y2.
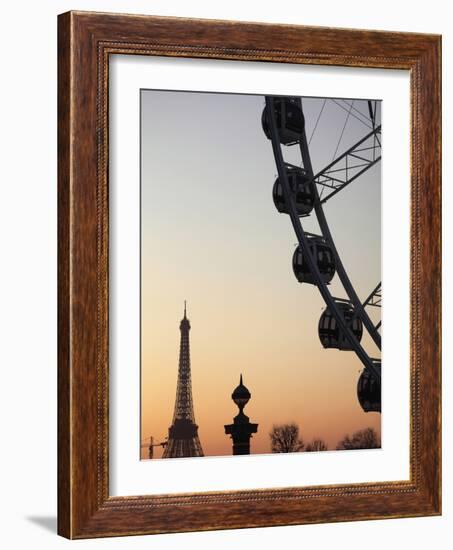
140 90 381 459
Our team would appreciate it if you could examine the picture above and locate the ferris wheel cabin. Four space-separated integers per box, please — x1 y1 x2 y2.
292 237 336 285
272 167 315 216
262 97 305 145
357 363 381 413
318 301 363 350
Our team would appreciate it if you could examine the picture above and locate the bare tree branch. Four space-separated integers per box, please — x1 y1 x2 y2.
336 427 380 450
305 438 328 452
269 423 304 453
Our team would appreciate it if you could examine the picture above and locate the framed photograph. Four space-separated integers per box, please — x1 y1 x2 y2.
58 11 441 538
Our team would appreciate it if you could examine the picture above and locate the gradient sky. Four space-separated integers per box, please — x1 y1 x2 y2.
140 90 381 459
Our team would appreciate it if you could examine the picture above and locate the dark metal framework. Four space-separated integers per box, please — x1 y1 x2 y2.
310 125 381 204
364 282 382 308
141 436 167 459
162 304 204 458
264 96 381 384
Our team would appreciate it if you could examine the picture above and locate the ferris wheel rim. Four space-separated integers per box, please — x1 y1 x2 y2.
264 96 381 382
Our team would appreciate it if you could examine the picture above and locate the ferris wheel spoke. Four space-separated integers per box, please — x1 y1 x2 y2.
352 283 382 331
368 100 377 128
363 283 382 308
365 283 382 332
331 99 373 129
374 132 381 148
306 125 381 204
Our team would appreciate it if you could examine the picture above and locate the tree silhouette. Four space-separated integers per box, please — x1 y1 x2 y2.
305 438 328 452
336 427 380 450
269 423 304 453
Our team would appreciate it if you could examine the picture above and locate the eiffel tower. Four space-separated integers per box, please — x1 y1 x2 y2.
162 302 204 458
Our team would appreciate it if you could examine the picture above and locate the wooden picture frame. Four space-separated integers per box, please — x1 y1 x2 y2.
58 10 441 539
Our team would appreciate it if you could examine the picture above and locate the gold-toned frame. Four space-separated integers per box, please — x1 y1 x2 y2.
58 11 441 539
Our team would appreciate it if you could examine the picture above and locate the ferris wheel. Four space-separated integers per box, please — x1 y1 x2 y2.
262 96 381 414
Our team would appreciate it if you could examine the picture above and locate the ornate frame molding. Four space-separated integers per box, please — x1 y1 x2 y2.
58 11 441 538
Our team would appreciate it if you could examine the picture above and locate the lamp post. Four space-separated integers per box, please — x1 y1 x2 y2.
224 375 258 455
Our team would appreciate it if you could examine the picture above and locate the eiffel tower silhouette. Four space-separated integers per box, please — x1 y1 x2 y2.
162 302 204 458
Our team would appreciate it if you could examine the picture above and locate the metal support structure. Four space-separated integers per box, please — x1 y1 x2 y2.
312 126 381 204
368 100 376 129
163 304 204 458
352 282 382 332
265 96 381 381
363 282 382 308
141 436 167 459
307 125 381 204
